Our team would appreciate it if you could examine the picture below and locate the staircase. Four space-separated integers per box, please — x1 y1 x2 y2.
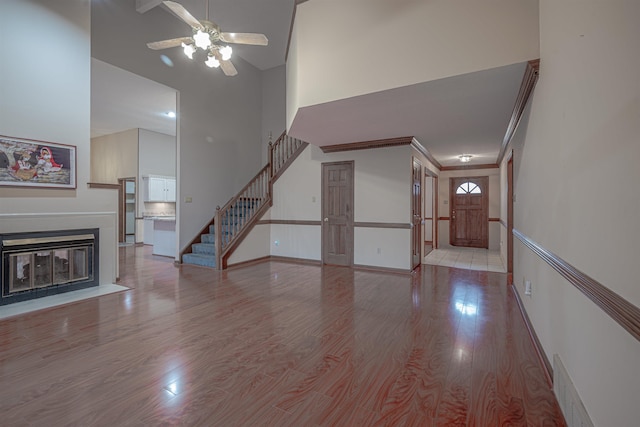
181 133 307 270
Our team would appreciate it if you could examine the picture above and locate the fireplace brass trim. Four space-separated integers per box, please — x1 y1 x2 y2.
3 234 95 247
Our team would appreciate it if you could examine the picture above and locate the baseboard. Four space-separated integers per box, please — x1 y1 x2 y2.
227 256 272 270
269 255 322 266
352 264 412 275
227 256 411 274
510 285 554 387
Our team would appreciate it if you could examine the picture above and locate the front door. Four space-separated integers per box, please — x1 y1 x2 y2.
322 161 354 266
450 176 488 248
411 159 422 269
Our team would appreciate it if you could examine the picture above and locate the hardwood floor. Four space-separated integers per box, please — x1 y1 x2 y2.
0 246 565 426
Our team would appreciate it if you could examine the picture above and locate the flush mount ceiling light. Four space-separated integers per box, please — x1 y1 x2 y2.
459 155 472 163
146 1 268 77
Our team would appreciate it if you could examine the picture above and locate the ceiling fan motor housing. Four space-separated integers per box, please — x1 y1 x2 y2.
199 20 221 43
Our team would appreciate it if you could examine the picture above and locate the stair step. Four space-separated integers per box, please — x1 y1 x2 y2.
192 243 215 255
182 253 216 269
203 229 233 239
201 233 234 245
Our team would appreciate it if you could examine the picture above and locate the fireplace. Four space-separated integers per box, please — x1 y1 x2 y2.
1 229 99 305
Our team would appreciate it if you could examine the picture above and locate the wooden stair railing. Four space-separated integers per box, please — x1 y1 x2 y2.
209 132 308 269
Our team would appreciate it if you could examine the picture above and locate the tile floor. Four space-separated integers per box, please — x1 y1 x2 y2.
424 247 506 272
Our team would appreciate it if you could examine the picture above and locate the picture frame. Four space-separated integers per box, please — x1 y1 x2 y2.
0 135 77 189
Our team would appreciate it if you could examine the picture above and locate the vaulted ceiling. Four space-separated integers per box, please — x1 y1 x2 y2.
93 1 528 168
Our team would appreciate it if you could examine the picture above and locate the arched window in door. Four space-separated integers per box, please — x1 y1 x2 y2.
456 181 482 194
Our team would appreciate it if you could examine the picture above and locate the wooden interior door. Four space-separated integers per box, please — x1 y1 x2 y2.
450 176 488 248
411 159 422 269
322 161 354 266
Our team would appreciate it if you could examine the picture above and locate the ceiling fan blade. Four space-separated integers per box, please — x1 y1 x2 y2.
162 1 204 31
220 32 268 46
147 37 193 50
219 59 238 76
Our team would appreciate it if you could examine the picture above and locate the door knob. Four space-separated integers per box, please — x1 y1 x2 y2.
324 218 328 222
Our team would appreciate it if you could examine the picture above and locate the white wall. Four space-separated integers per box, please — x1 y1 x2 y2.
90 129 139 184
227 223 270 265
288 0 539 128
91 1 264 254
507 1 640 425
0 0 117 285
262 65 287 163
438 168 500 250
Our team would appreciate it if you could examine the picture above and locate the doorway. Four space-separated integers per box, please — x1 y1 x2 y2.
450 176 488 248
118 177 136 244
411 158 422 269
424 169 438 254
322 161 354 266
507 153 514 279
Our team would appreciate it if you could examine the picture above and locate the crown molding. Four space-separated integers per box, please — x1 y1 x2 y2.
497 59 540 164
410 139 442 170
320 136 413 154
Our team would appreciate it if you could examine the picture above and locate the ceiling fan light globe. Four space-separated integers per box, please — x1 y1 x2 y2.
205 55 220 68
220 45 232 61
181 42 195 59
193 29 212 49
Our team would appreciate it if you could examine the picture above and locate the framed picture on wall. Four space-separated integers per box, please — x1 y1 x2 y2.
0 135 77 189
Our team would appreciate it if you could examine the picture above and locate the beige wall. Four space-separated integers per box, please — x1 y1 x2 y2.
288 0 539 129
0 0 117 285
233 144 416 269
90 129 139 184
438 168 500 250
507 1 640 425
138 129 176 178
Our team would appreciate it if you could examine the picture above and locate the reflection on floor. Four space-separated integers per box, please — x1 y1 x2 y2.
0 245 563 425
424 247 506 272
0 283 128 321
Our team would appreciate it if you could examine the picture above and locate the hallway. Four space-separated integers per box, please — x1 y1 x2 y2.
424 247 506 273
0 246 563 425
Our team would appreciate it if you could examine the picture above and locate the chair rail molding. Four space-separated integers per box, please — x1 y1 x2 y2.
513 229 640 342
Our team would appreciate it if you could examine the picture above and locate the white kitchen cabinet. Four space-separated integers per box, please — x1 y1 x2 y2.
143 175 176 202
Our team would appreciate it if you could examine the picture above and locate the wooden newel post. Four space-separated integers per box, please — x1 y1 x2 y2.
214 205 222 270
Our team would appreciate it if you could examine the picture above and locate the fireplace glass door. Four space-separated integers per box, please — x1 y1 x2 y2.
9 253 33 293
9 247 91 294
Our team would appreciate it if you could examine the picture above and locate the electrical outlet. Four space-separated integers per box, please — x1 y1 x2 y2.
525 280 532 296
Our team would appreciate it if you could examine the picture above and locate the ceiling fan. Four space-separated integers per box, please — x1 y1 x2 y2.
147 1 268 76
